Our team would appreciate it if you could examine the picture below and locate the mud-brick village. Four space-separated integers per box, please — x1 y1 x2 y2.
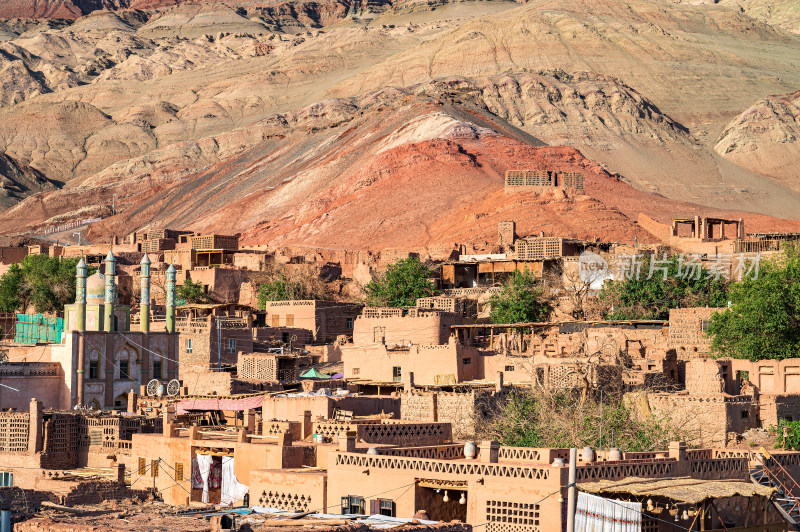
3 0 800 530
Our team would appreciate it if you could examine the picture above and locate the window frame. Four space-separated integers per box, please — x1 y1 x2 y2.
186 338 193 354
89 360 99 379
119 360 130 380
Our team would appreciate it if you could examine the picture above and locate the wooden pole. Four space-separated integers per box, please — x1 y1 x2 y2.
566 448 577 532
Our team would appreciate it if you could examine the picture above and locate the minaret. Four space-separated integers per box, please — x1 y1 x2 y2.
103 251 116 332
75 258 87 332
140 254 151 333
75 258 87 407
166 264 176 334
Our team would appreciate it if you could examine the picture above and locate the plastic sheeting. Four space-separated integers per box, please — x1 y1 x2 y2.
221 456 249 506
574 491 641 532
196 453 213 504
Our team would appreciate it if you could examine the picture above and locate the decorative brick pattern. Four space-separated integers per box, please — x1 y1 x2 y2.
485 500 541 532
335 454 552 480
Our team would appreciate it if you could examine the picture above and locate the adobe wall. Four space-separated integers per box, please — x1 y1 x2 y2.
667 307 721 353
260 396 400 423
730 358 800 395
341 340 477 385
250 469 327 513
759 394 800 427
0 365 63 411
130 432 300 506
684 358 726 394
183 370 234 396
353 312 460 347
401 390 508 439
327 450 565 529
645 393 756 448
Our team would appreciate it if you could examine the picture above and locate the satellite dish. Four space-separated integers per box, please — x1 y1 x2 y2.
146 379 160 397
167 379 181 397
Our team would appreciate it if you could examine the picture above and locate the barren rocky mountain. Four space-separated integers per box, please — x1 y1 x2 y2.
0 0 799 247
715 90 800 193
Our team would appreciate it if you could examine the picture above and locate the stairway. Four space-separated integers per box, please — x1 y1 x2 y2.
750 455 800 530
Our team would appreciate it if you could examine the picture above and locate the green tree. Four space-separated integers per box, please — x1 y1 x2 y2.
600 254 729 320
364 257 438 307
0 263 22 312
707 246 800 361
488 270 550 323
177 279 211 304
0 255 96 313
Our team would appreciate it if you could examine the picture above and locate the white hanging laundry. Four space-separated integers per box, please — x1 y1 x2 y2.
574 491 642 532
196 453 213 504
221 456 250 506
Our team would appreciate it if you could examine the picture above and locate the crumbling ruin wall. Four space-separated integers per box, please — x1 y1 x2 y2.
646 393 756 448
401 390 508 440
685 359 725 394
759 394 800 427
667 307 720 353
182 371 234 396
61 480 149 506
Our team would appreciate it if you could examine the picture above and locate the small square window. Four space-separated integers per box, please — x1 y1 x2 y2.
463 358 471 365
353 368 360 376
226 338 236 354
505 365 515 372
286 314 295 327
346 317 354 330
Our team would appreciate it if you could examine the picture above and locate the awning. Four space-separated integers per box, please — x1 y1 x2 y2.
579 477 774 505
301 368 331 379
176 395 264 414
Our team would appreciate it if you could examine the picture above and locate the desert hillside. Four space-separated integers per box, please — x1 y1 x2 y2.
1 0 800 246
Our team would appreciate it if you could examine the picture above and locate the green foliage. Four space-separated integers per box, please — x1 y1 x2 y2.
0 255 91 314
489 390 687 452
0 264 22 312
488 270 550 324
773 419 800 450
708 245 800 361
364 257 438 308
600 254 729 320
177 279 211 304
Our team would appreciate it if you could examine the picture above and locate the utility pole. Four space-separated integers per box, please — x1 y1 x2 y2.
216 316 222 371
566 448 577 532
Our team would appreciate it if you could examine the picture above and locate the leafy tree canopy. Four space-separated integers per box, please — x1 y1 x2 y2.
707 246 800 361
177 278 211 304
364 257 438 308
600 254 729 320
489 270 550 324
0 255 91 314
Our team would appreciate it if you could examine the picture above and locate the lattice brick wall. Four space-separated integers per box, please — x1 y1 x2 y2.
0 412 30 453
256 490 313 512
485 500 541 532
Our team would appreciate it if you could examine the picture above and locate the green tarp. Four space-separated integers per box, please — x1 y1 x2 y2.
15 314 63 344
300 368 331 379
